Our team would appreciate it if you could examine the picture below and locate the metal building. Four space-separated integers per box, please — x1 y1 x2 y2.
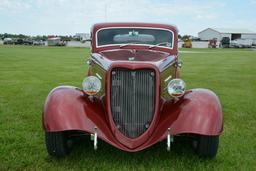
198 28 256 41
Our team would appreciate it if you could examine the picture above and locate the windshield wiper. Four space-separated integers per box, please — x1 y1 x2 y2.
149 42 171 49
119 43 134 48
119 42 171 49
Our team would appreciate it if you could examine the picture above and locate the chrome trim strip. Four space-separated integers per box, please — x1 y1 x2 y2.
91 53 112 70
167 128 171 151
96 73 102 80
164 75 172 82
94 127 97 150
158 56 176 72
95 27 175 50
91 53 177 72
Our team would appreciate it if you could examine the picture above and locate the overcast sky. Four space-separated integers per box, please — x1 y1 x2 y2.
0 0 256 36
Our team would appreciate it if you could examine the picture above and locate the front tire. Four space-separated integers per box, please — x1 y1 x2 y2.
45 131 72 157
193 135 219 158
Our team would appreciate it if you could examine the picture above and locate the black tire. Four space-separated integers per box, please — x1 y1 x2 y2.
45 131 72 157
193 135 219 158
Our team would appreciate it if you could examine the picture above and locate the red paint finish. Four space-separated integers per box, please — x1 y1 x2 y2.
99 49 169 62
91 51 177 72
43 23 223 152
43 86 223 152
43 86 127 149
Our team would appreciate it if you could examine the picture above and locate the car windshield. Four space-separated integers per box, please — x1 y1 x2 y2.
96 28 173 48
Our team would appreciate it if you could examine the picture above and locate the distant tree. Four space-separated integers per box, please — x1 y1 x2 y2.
17 34 27 39
0 33 29 39
59 35 71 41
42 35 47 41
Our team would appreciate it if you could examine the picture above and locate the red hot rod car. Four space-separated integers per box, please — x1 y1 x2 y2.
43 23 223 158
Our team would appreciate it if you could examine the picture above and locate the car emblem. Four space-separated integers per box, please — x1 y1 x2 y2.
128 57 135 61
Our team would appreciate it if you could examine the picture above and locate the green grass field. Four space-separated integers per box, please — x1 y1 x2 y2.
0 45 256 170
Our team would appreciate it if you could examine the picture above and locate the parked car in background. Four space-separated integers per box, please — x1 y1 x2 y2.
23 39 33 45
43 23 223 158
33 40 45 46
14 38 24 45
252 39 256 47
230 38 253 48
219 37 230 48
3 38 14 45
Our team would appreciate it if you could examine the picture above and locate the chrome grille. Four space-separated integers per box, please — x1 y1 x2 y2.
110 68 156 138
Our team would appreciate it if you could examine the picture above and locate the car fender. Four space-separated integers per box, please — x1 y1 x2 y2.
171 88 223 135
158 88 223 138
43 86 127 149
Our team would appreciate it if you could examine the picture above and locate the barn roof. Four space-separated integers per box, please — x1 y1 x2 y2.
199 28 256 34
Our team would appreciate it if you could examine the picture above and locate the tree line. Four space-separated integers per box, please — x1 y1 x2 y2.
0 33 79 41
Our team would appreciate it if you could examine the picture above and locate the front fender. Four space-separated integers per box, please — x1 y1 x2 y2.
157 88 223 139
43 86 127 150
43 86 99 132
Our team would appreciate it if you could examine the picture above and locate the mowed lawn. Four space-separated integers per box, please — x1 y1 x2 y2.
0 45 256 170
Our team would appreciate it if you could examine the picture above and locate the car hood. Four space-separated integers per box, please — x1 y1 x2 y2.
99 49 169 61
91 49 176 72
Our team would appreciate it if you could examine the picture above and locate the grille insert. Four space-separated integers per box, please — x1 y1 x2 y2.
110 68 156 138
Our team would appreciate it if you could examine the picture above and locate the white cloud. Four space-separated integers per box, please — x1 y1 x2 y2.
0 0 31 13
0 0 255 36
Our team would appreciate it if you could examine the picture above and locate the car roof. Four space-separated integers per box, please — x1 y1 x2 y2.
91 22 178 32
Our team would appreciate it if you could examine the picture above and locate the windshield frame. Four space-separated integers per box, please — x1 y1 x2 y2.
95 27 174 50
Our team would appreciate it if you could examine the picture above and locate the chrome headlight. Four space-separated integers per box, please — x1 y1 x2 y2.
82 76 101 96
167 79 186 98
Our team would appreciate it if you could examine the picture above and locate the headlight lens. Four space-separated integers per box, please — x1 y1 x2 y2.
82 76 101 96
167 79 186 98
